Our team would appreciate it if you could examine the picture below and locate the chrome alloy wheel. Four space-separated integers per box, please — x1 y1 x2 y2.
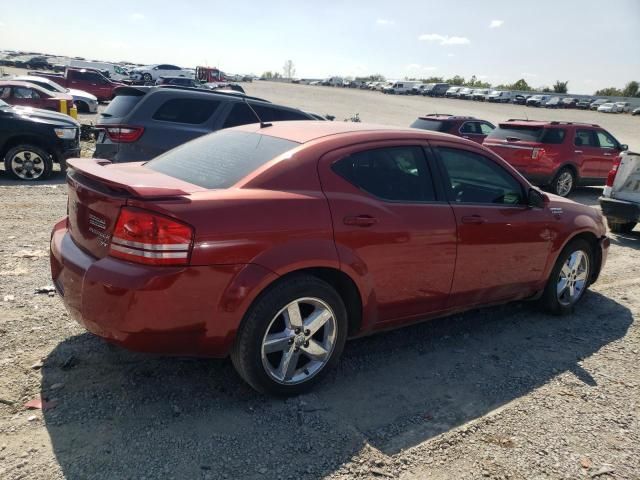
557 250 590 306
556 171 573 197
11 150 45 180
261 297 337 385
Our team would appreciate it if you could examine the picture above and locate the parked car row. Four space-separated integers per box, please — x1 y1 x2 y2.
410 113 628 198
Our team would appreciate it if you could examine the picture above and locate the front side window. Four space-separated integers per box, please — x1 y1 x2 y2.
332 146 435 202
575 129 597 147
595 131 617 149
480 123 495 135
14 87 38 99
152 98 220 124
437 147 524 205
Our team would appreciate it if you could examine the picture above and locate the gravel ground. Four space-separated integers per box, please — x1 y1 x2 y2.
0 82 639 480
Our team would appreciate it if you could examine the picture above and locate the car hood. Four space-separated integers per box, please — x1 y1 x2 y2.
9 106 80 127
68 88 97 101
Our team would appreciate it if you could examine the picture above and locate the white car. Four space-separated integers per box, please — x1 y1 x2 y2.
600 150 639 233
382 81 420 94
615 102 631 113
487 90 513 103
130 64 194 83
597 102 618 113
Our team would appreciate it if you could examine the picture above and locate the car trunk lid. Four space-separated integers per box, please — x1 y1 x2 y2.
65 158 205 258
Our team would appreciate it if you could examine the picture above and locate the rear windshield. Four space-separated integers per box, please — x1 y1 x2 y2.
487 126 566 144
145 130 300 189
101 94 143 119
410 119 450 132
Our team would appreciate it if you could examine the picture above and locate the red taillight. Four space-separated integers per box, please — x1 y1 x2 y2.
531 147 546 160
109 207 193 266
103 125 145 143
606 157 621 187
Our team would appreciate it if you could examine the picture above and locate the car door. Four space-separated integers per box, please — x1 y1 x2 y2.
573 129 601 180
431 142 552 307
11 87 43 109
318 142 457 325
594 130 622 178
459 121 494 144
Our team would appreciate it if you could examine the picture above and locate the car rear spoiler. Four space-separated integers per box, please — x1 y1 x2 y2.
66 158 202 198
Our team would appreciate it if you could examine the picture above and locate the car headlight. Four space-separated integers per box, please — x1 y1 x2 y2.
54 128 76 139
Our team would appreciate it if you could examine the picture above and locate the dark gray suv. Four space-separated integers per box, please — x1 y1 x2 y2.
94 86 317 162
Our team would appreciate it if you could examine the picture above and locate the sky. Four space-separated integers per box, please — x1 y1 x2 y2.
1 0 639 94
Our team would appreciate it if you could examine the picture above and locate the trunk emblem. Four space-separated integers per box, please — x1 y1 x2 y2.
88 213 107 230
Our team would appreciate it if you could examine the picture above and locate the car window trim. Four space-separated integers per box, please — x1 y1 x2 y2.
330 142 446 205
429 142 529 208
595 130 618 150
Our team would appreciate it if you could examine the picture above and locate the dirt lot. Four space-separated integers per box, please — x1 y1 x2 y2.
0 81 639 480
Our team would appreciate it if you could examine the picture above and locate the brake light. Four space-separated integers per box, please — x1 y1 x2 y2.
103 125 145 143
531 148 545 160
606 157 621 187
109 207 193 266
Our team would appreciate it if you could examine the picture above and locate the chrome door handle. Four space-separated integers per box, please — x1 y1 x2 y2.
603 153 613 156
461 215 487 224
574 150 583 153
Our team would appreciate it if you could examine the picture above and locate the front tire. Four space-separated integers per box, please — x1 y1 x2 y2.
231 275 348 395
539 239 592 315
4 145 53 181
551 168 575 197
142 73 153 83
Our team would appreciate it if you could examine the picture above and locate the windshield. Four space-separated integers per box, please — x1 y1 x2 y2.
146 130 300 189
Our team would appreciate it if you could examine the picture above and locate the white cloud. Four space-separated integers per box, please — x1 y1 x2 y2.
489 19 504 28
0 21 5 27
376 18 394 25
447 53 455 57
418 34 470 45
128 13 145 22
521 72 539 77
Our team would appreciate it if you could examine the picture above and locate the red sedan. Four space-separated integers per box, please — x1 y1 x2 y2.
50 122 609 395
0 80 75 115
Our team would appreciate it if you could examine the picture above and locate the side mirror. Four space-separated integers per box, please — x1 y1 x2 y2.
528 188 548 209
620 144 628 151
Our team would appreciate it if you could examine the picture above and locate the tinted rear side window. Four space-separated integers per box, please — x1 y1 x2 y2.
146 130 299 189
102 94 144 119
152 98 220 124
410 119 449 132
252 104 310 122
223 103 258 128
540 128 566 144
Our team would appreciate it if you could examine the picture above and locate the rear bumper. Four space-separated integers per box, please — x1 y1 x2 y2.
50 220 276 357
599 197 640 224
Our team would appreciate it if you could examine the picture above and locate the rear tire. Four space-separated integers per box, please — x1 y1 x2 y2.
4 145 53 181
142 73 153 83
609 221 636 234
550 168 575 197
539 239 592 315
231 275 348 396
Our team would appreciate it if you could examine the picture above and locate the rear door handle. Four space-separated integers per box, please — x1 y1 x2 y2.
461 215 487 224
574 150 583 154
343 215 377 227
603 153 613 156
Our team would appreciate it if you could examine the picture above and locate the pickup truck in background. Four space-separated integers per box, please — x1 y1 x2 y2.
600 151 640 234
28 68 125 101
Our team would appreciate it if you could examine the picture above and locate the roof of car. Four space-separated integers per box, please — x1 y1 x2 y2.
234 121 439 144
417 114 477 121
501 119 601 128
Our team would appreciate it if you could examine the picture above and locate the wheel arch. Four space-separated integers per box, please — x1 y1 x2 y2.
0 136 56 163
555 231 603 284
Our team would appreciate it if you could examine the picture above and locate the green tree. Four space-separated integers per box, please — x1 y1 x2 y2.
282 60 295 79
553 80 569 93
595 87 623 96
509 79 532 91
446 75 465 86
622 81 639 97
541 86 552 93
261 71 273 79
423 76 444 83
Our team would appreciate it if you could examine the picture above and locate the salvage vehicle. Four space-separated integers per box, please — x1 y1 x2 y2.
512 94 528 105
382 81 420 94
130 64 194 83
486 90 513 103
633 107 640 116
410 114 495 143
561 97 579 108
30 68 125 101
526 95 550 107
155 76 201 87
13 75 99 113
51 121 609 395
445 86 462 98
93 85 316 162
0 99 80 180
576 98 594 109
615 102 631 113
483 119 627 197
471 89 490 101
590 99 609 110
544 97 563 108
0 80 76 116
597 102 618 113
69 60 130 81
599 151 640 233
424 83 451 97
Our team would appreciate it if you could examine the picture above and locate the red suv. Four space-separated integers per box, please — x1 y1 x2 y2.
483 120 628 197
51 122 608 395
411 114 495 144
